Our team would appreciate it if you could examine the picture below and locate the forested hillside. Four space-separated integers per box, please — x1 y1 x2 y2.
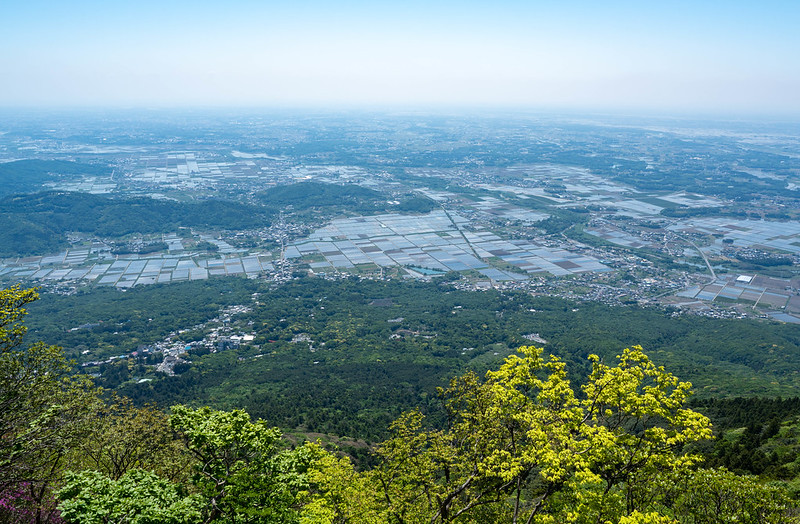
23 277 800 443
3 285 798 523
0 191 272 256
0 159 111 196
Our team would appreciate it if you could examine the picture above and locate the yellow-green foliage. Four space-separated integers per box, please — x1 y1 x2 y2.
302 346 795 523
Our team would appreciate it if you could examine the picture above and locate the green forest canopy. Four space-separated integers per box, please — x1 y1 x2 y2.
24 276 800 443
0 159 111 197
3 285 798 523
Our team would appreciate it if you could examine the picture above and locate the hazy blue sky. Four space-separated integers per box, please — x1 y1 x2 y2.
2 0 799 116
